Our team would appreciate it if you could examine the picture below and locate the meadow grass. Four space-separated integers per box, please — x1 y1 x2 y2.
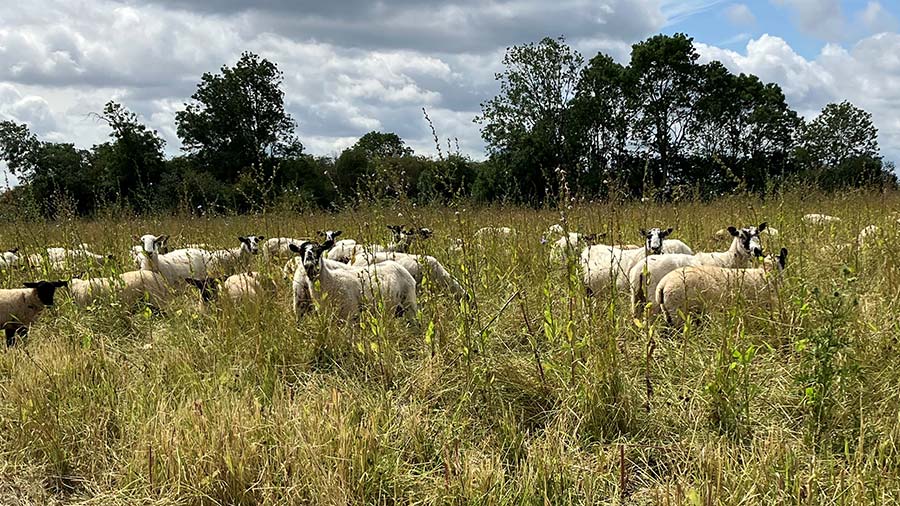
1 190 900 504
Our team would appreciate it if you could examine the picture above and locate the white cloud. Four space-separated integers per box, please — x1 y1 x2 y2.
697 33 900 163
771 0 845 41
858 1 899 35
724 3 756 26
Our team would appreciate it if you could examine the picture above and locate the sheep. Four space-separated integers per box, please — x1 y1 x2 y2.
290 240 417 321
549 233 605 263
185 272 277 307
352 251 467 300
326 225 430 263
580 228 675 295
857 225 882 249
0 280 67 346
206 235 264 276
263 230 342 259
131 234 169 270
0 248 20 269
44 246 113 271
68 270 172 309
630 223 766 317
803 214 842 225
657 247 788 327
139 234 215 284
475 227 516 239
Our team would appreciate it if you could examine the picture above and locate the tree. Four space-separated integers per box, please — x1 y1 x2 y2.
91 101 167 207
0 121 41 177
629 33 702 191
476 36 583 203
353 131 413 159
175 52 301 182
797 101 879 168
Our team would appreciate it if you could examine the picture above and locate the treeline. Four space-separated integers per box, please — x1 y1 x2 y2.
0 36 895 218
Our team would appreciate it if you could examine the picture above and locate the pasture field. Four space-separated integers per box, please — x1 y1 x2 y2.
1 190 900 504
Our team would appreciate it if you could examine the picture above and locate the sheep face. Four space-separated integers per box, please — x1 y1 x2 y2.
640 228 673 255
317 230 343 242
141 234 169 254
729 222 766 258
387 225 404 242
414 227 433 239
23 280 68 306
238 235 265 254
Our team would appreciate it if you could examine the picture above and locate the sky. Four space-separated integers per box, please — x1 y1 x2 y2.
1 0 899 187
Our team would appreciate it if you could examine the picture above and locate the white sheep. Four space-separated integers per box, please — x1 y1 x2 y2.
803 214 842 225
68 270 172 309
0 280 67 346
291 241 418 321
0 248 20 269
206 235 264 276
857 225 881 249
629 223 766 317
139 234 215 284
352 251 467 300
326 225 430 263
657 247 788 327
580 228 675 295
186 272 277 306
45 246 113 271
549 233 604 263
263 230 342 259
475 226 517 239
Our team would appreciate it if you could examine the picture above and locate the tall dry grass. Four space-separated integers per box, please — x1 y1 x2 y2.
0 189 899 504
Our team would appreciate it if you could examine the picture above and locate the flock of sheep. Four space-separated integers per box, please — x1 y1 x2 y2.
0 211 892 347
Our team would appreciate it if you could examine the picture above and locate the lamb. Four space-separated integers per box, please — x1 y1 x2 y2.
657 247 788 327
263 230 342 259
290 240 418 321
549 232 604 262
580 227 677 295
351 251 467 300
803 214 842 225
0 280 67 346
0 248 20 269
68 270 172 309
630 223 766 317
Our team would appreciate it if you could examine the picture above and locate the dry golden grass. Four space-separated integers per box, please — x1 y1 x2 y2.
0 189 899 504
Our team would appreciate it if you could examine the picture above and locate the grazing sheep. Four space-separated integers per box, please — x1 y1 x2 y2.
0 248 20 269
0 280 67 346
352 251 467 300
68 270 172 309
291 240 418 321
326 225 429 263
630 223 766 317
658 248 788 327
549 233 605 262
45 246 113 270
186 272 277 306
580 228 676 295
263 231 342 259
803 214 842 225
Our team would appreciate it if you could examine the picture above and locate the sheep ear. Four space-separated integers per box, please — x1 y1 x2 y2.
660 228 672 238
289 243 304 254
333 230 342 238
727 226 738 237
317 231 325 237
256 235 265 241
8 247 18 254
758 222 768 232
779 247 788 267
238 236 248 244
639 228 647 237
